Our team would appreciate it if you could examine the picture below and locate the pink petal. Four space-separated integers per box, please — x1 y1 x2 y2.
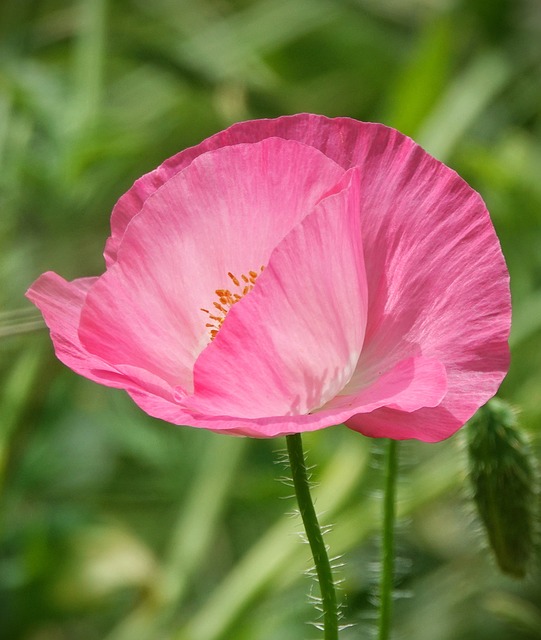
31 115 510 442
26 273 176 398
79 137 345 393
185 168 367 419
150 113 509 442
120 356 444 439
25 272 121 386
341 136 511 440
104 118 350 267
321 356 447 414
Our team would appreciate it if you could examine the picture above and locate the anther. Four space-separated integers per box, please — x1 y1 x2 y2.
202 266 265 340
213 302 228 313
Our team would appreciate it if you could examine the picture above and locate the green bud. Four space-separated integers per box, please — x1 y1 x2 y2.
466 398 538 578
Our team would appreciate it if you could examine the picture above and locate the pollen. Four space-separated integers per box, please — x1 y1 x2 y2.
201 266 265 340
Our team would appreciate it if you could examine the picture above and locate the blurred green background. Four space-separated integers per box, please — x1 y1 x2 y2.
1 0 540 638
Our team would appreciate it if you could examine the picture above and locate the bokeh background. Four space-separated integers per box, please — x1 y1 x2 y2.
1 0 541 638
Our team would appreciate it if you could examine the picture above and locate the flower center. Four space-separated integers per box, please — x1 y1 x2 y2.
201 267 265 340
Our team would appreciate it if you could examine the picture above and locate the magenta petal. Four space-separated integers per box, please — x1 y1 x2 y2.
186 168 367 420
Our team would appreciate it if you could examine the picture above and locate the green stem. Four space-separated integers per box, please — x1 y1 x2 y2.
378 439 398 640
286 433 339 640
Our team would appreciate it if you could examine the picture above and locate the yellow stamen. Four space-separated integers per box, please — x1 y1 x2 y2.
202 266 265 340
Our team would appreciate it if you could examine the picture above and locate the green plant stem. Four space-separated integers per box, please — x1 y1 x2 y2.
286 433 339 640
378 439 398 640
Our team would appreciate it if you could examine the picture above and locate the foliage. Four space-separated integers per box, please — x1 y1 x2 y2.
1 0 540 638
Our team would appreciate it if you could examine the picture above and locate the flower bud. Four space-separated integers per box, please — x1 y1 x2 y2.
466 399 538 578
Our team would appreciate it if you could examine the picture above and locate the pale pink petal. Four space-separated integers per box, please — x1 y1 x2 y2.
104 114 395 268
184 168 367 419
26 273 177 398
79 138 345 393
104 122 348 266
25 273 112 381
25 272 123 387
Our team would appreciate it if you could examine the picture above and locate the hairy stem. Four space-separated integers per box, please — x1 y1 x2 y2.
286 433 339 640
378 439 398 640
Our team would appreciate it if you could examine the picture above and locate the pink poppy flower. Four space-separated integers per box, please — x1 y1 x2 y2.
27 114 510 441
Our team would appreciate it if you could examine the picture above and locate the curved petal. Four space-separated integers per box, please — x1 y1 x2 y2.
25 272 121 387
185 168 367 419
104 119 352 266
25 273 176 398
346 405 456 442
341 139 511 440
121 356 445 439
80 137 345 393
322 356 447 413
161 113 509 441
32 115 510 442
104 114 384 265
